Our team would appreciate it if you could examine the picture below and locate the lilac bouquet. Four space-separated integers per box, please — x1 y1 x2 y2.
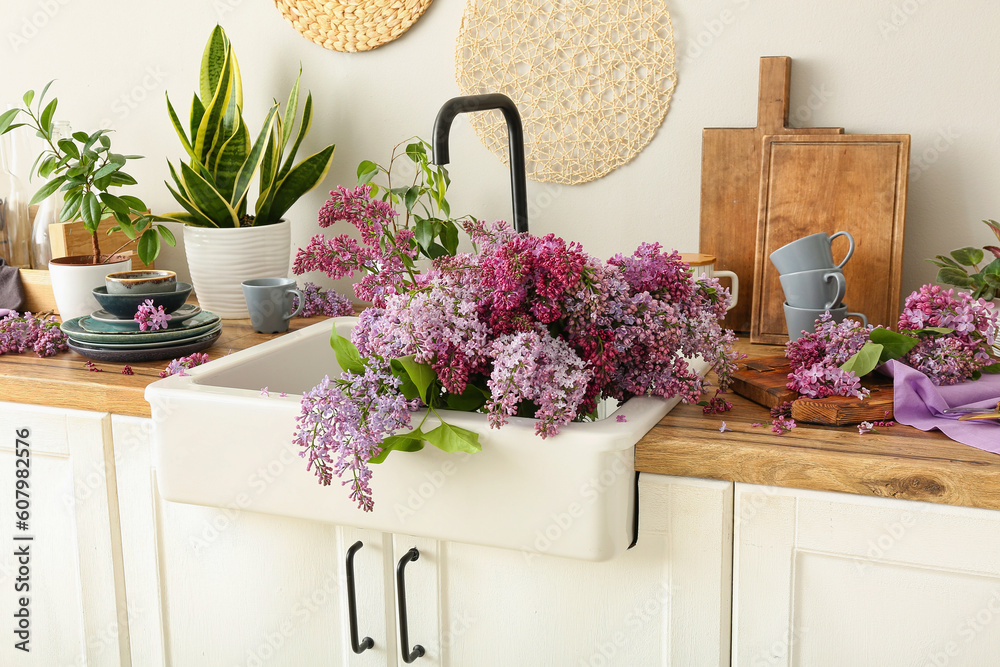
785 284 1000 399
292 185 739 512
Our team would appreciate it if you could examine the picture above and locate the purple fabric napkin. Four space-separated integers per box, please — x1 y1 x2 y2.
884 360 1000 453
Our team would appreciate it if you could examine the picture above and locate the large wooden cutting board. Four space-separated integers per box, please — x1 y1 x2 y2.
700 56 843 333
751 134 910 344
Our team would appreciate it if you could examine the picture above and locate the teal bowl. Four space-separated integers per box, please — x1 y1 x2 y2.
92 282 192 318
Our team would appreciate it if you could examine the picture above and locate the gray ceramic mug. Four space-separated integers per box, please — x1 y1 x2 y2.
779 268 846 310
783 302 868 342
241 278 303 333
769 231 855 274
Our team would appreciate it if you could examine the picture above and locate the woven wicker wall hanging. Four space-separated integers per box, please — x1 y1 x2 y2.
455 0 676 185
273 0 434 52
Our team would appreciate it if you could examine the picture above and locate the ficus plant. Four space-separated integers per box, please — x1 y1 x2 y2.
0 82 175 265
159 25 335 228
927 219 1000 301
357 137 473 260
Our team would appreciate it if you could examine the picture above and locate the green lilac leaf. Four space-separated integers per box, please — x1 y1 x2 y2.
840 341 884 377
870 328 920 362
422 420 482 454
369 430 426 464
394 355 436 403
330 329 365 375
445 382 489 412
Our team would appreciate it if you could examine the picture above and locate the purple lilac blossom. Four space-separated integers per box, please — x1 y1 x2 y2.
134 299 171 331
785 313 872 399
0 311 68 357
294 282 355 318
159 352 210 378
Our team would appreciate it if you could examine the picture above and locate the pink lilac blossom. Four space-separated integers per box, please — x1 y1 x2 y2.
785 313 872 399
159 352 210 378
0 311 68 357
616 414 628 423
897 285 999 385
297 219 739 511
719 422 732 433
772 416 796 434
294 282 355 318
857 421 876 435
134 299 171 331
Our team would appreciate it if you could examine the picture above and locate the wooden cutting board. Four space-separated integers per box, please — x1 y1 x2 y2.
700 56 843 333
730 355 894 426
751 134 910 344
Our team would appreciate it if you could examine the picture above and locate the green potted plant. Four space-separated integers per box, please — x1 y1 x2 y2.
0 83 175 320
158 25 336 318
928 219 1000 301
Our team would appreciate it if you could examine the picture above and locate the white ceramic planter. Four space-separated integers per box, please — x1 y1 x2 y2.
146 318 709 561
183 221 291 318
49 254 131 321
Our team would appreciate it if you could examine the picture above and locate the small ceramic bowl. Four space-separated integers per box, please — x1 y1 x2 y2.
92 282 193 318
105 270 177 295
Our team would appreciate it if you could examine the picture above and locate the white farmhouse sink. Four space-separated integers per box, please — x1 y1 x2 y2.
146 318 708 561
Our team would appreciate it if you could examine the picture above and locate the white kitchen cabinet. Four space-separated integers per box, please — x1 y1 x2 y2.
732 483 1000 667
0 402 127 667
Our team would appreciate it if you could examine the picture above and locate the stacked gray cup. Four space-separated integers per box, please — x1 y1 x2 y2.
769 231 867 341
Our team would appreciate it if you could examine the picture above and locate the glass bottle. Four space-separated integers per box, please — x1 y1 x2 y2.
0 128 31 268
30 120 71 268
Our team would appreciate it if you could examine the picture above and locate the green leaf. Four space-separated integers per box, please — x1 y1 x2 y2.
99 193 130 217
405 141 426 162
869 328 920 362
840 341 884 377
200 25 231 105
109 171 138 186
22 90 34 107
38 98 57 133
257 143 334 225
404 185 419 212
137 231 161 266
422 421 482 455
166 93 197 162
116 220 137 240
28 175 67 206
330 329 365 375
57 137 80 159
279 66 301 152
389 359 421 400
231 105 278 209
414 218 434 251
393 355 437 403
938 267 973 287
156 225 177 246
59 190 83 222
951 247 984 267
93 161 123 181
915 326 954 336
0 108 20 135
445 382 489 412
980 362 1000 374
356 160 378 185
368 430 426 464
426 242 448 259
178 161 239 226
81 191 102 231
440 221 459 255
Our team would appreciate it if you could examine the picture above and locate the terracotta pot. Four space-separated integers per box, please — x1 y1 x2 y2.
183 221 291 319
49 254 132 321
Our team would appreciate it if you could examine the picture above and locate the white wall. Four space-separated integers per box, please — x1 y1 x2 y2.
2 0 997 307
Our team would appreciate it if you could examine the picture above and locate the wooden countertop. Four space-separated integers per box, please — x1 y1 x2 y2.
0 314 332 418
636 341 1000 512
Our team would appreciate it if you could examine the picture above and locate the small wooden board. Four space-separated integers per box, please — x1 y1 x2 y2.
699 56 843 333
730 355 894 426
751 134 910 344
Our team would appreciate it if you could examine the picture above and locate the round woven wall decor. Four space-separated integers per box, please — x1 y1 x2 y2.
456 0 676 184
273 0 434 53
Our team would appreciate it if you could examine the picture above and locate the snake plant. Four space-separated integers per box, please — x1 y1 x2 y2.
160 25 335 228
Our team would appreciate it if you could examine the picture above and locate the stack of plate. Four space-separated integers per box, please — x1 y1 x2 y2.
60 288 222 363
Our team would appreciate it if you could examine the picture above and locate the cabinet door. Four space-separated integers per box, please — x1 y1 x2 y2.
733 483 1000 667
435 474 733 666
0 402 127 666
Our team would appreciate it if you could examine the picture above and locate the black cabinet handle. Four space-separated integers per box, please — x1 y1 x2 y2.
396 547 425 663
345 541 374 654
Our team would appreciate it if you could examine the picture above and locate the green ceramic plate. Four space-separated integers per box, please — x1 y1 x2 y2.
61 311 220 344
66 328 221 363
85 304 203 332
67 324 222 350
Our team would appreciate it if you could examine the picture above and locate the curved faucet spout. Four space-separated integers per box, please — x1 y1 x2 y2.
432 93 529 233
